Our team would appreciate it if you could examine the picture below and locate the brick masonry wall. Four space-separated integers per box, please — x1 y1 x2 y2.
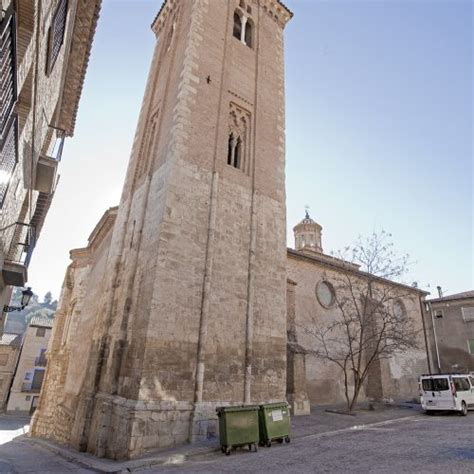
31 0 291 460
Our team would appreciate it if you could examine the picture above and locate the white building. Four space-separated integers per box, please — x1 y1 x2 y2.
6 316 52 413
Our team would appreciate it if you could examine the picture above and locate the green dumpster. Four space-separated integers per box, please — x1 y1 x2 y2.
216 405 260 455
258 402 291 447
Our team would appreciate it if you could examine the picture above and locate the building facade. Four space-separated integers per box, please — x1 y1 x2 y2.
30 0 432 461
0 332 21 409
424 291 474 374
6 316 51 413
287 214 430 413
32 0 293 460
0 0 101 333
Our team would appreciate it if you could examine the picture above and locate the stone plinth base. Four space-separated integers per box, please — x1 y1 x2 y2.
287 393 310 416
87 394 194 460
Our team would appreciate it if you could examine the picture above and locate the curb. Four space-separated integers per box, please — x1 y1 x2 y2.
27 436 220 473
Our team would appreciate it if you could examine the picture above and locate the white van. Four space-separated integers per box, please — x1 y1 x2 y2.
419 374 474 416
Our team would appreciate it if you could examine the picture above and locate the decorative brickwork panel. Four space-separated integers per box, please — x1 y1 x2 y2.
227 102 251 174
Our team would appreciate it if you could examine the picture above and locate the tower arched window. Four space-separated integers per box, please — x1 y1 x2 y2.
245 19 253 48
227 133 242 169
235 137 242 169
228 133 235 166
233 9 253 49
233 12 242 41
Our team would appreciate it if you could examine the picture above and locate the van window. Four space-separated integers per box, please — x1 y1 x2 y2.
454 378 470 391
422 379 434 391
433 378 449 391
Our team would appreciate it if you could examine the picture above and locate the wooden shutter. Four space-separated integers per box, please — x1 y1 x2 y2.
47 0 68 74
0 115 18 208
0 7 17 141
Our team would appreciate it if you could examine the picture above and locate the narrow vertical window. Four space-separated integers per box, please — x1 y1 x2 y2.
233 12 242 41
245 20 253 48
234 138 242 169
228 133 234 166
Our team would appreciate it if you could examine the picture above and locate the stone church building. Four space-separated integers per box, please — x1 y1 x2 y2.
31 0 429 460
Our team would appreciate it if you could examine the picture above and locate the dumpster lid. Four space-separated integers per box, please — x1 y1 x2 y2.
216 405 260 414
260 402 289 409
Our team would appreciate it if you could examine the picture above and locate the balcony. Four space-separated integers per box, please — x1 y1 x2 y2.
1 222 35 287
34 155 58 194
21 382 40 393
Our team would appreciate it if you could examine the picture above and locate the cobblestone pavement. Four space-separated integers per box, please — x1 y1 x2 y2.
144 412 474 473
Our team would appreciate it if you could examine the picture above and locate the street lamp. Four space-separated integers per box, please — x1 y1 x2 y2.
3 287 34 312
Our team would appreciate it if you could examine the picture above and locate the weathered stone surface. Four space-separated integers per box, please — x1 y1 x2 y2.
31 0 292 460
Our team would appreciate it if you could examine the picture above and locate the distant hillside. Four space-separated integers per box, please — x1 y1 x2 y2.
4 289 57 335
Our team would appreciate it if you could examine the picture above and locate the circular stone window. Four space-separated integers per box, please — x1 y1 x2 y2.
316 281 336 308
393 300 406 320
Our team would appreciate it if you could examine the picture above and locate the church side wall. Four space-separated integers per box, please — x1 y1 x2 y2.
30 228 114 446
287 255 428 407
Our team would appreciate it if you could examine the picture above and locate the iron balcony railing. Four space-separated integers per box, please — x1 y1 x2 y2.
0 114 18 208
1 221 36 267
0 5 17 142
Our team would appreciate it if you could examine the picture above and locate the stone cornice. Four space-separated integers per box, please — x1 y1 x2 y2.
151 0 179 37
87 206 118 250
257 0 293 27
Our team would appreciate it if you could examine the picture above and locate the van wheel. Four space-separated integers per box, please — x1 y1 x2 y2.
425 410 436 416
461 402 468 416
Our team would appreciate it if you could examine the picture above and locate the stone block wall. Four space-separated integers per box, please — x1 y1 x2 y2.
287 252 429 407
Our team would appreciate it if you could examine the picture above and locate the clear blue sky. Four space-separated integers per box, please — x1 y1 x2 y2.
28 0 472 302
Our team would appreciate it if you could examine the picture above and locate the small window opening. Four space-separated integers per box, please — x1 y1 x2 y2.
239 0 245 7
244 21 252 48
36 327 46 337
247 6 252 14
233 12 242 41
435 309 443 319
227 133 234 165
235 138 242 169
227 133 242 170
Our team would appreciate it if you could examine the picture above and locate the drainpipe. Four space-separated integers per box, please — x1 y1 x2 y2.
428 301 441 373
419 296 432 374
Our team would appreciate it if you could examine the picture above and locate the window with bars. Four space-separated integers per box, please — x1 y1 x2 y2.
46 0 68 75
0 6 17 141
0 115 18 208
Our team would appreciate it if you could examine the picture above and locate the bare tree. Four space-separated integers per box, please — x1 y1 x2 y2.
298 231 420 411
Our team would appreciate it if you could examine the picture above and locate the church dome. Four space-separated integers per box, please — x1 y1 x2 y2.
293 211 323 253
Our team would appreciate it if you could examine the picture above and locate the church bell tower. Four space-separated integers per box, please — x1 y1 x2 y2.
71 0 293 459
